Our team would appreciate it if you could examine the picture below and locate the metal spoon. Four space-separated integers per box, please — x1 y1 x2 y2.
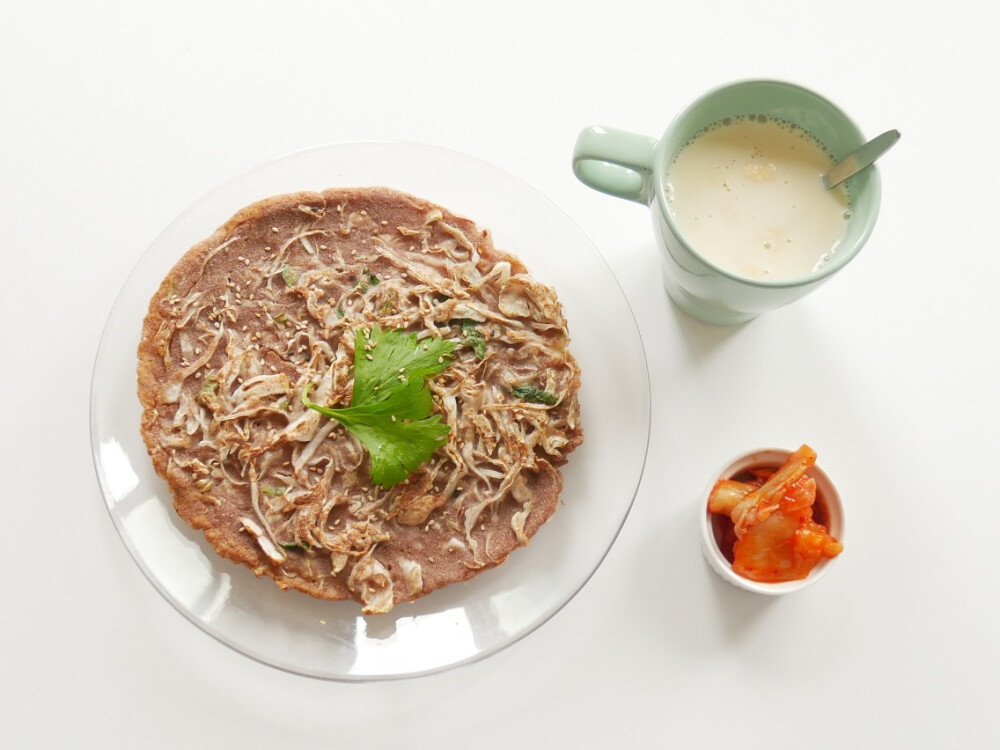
822 129 900 189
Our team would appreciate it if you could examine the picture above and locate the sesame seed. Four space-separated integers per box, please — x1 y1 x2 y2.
271 227 279 233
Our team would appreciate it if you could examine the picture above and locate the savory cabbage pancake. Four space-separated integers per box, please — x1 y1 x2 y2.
138 186 582 613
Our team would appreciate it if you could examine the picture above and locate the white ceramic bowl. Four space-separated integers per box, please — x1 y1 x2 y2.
699 447 844 594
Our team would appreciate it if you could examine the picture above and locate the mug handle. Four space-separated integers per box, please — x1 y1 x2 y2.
572 126 658 205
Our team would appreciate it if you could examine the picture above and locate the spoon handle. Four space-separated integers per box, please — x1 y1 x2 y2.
823 129 901 189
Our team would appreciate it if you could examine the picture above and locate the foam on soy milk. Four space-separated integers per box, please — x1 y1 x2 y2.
665 115 850 281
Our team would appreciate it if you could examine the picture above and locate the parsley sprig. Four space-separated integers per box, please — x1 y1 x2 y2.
302 325 456 488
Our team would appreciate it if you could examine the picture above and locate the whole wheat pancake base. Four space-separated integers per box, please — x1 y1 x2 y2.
138 186 583 614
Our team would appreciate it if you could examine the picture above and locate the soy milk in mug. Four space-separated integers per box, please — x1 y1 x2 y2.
664 115 850 281
572 79 883 325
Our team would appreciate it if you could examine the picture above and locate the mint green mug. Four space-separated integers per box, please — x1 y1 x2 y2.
573 79 882 325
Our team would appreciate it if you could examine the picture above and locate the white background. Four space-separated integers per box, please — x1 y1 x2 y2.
3 1 998 747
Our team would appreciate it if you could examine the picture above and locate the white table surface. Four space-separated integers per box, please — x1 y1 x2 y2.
4 2 998 747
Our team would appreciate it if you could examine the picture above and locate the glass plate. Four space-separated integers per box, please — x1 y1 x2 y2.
90 141 650 680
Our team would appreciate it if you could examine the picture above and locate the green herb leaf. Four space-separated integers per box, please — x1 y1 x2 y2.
356 269 379 292
281 264 299 286
459 319 487 360
196 379 220 409
302 325 456 488
512 384 559 406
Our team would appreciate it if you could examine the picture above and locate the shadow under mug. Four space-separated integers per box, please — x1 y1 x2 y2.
573 79 882 325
